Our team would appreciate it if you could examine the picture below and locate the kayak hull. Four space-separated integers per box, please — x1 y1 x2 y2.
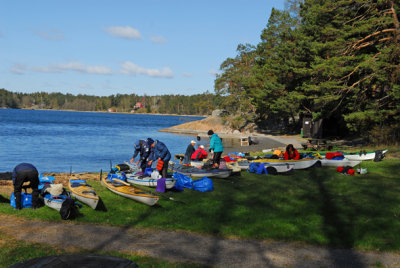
68 179 100 209
126 174 177 189
101 176 159 206
343 149 388 161
320 158 361 167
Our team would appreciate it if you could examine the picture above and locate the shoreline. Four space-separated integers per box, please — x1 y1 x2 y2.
160 127 307 154
12 107 207 118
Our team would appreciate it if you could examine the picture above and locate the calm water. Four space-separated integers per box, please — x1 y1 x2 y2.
0 109 204 173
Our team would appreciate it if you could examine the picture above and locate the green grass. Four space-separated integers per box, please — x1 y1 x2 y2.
0 231 204 268
1 147 400 253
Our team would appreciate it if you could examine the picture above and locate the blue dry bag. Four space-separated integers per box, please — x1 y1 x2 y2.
192 176 213 192
173 172 193 191
10 192 32 208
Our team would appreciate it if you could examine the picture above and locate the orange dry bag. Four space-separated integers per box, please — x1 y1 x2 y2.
156 160 164 171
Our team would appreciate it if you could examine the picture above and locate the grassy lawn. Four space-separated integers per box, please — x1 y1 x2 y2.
0 232 203 268
1 146 399 259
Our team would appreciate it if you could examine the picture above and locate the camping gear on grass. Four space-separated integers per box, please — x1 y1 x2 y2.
173 172 213 192
357 168 368 174
68 178 100 209
337 166 355 175
10 192 32 208
169 162 232 178
102 172 159 206
192 176 213 192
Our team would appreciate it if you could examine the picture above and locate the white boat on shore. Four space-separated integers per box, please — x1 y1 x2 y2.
320 158 361 167
342 149 388 161
170 163 232 178
251 158 320 170
126 173 177 189
237 160 294 173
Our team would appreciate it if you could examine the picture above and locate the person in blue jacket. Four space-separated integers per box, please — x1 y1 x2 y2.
148 140 171 178
12 163 40 210
208 130 224 168
130 139 144 163
130 138 154 172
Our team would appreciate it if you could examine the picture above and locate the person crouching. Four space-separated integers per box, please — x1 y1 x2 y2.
12 163 40 210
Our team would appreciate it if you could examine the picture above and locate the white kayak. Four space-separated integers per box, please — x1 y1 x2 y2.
343 149 388 161
237 160 294 173
320 158 361 167
247 158 320 170
43 194 68 211
126 173 177 189
170 163 232 178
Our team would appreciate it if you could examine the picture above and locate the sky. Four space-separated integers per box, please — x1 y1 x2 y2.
0 0 285 96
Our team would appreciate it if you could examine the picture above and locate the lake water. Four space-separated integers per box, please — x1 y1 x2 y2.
0 109 204 173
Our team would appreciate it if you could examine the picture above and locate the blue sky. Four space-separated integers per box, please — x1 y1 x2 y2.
0 0 285 96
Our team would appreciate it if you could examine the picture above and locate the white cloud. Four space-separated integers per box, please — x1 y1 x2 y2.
10 62 112 75
104 26 142 40
57 62 112 74
208 69 219 76
151 35 167 44
182 73 193 77
33 29 65 40
10 64 27 74
120 61 174 78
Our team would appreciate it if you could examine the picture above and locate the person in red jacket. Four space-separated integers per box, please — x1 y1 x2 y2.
191 145 208 161
284 144 300 160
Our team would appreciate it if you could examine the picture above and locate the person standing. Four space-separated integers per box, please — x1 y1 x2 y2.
12 163 40 210
208 130 224 168
183 140 196 164
148 140 171 178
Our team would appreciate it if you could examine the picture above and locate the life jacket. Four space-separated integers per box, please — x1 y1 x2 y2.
156 160 164 171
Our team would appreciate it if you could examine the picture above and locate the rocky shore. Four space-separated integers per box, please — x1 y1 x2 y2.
159 114 306 154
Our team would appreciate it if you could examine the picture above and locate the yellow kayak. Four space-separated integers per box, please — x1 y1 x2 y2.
101 174 159 206
68 178 100 209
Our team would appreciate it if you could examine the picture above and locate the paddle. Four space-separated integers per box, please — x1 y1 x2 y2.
112 178 130 186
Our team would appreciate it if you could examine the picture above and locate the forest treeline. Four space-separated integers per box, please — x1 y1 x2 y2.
215 0 399 143
1 0 399 143
0 88 217 116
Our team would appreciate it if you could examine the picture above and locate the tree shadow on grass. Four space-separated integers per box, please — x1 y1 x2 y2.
199 174 276 267
308 168 365 267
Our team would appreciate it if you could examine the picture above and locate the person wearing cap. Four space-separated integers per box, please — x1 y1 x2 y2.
12 163 40 210
207 130 224 168
148 140 171 178
191 144 208 161
183 140 196 165
130 138 154 172
130 139 145 164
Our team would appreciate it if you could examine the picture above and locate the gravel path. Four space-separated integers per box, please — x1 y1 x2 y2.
1 215 400 267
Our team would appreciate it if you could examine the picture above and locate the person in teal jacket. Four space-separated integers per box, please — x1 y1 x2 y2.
208 130 224 168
